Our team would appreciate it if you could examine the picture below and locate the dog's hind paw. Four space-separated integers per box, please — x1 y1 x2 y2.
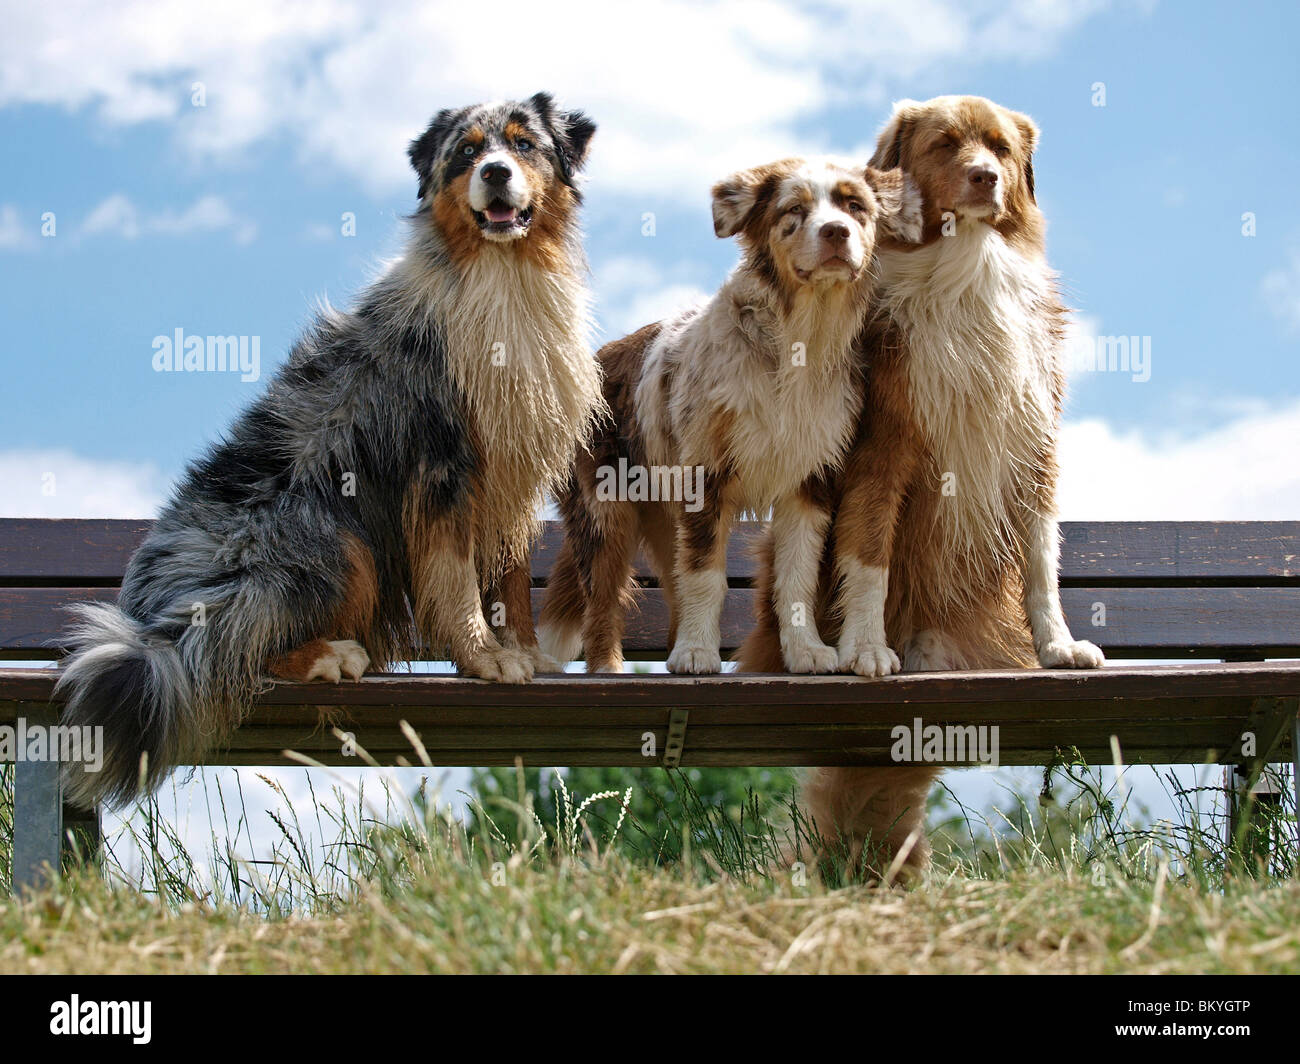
326 640 371 680
525 644 565 674
465 646 534 684
269 638 370 683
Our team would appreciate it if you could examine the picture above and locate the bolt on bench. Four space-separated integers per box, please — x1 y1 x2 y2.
3 517 1298 892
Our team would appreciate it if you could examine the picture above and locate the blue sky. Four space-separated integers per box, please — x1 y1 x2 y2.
0 1 1295 871
1 0 1298 520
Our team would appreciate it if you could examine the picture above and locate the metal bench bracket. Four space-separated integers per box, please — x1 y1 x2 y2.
662 708 689 768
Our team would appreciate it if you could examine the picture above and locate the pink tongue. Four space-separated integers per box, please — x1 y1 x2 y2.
485 205 517 223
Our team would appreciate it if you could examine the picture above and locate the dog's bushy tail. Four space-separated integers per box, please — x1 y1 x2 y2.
537 535 587 665
55 603 203 808
54 567 283 809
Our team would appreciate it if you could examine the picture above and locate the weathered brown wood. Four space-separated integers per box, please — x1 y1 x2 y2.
25 695 1249 731
5 661 1294 768
200 746 1267 769
0 519 152 583
221 720 1245 753
5 584 1300 659
4 519 1298 585
4 660 1299 710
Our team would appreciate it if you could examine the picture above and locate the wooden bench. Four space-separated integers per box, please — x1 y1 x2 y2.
3 517 1299 891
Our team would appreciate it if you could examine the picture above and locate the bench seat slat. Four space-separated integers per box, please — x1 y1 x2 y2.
3 660 1298 705
3 664 1294 768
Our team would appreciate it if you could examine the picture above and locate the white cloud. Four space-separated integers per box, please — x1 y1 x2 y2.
0 203 33 249
0 0 1120 203
0 450 165 517
1057 398 1300 520
1261 248 1300 333
82 193 256 243
593 255 712 337
81 193 140 238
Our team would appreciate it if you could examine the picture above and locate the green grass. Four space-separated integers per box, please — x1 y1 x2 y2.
1 754 1297 974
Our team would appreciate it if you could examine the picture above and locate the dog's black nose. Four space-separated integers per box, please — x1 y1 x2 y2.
968 166 999 186
820 221 850 244
480 161 512 186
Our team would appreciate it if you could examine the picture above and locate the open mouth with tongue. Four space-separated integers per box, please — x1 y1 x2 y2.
474 200 534 235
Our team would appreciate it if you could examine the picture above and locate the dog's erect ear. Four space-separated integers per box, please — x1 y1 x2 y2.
409 108 461 200
530 92 597 185
865 167 924 244
711 165 780 239
870 99 922 171
1011 110 1040 202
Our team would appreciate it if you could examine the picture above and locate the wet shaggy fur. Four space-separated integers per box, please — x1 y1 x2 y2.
738 97 1105 878
56 93 603 808
538 158 921 675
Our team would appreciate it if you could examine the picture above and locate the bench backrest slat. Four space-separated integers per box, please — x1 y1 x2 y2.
1 518 1298 660
3 518 1299 583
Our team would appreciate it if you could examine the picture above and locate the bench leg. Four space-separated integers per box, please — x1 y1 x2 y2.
12 703 63 893
10 701 102 895
1225 765 1282 869
1224 695 1299 873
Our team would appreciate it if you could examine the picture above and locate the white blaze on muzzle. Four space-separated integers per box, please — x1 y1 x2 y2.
469 150 529 214
791 170 867 279
960 149 1005 215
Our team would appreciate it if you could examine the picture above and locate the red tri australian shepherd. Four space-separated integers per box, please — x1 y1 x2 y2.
738 96 1105 879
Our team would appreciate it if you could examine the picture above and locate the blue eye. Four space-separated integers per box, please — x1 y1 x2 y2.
516 138 534 152
462 144 476 157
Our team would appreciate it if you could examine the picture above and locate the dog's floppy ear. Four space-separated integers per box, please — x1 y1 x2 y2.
1011 110 1039 202
711 164 780 239
870 99 922 170
409 108 461 200
530 91 597 185
865 167 923 244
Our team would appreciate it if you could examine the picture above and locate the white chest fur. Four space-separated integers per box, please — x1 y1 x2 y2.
444 251 598 461
442 249 602 564
638 282 865 512
877 226 1061 561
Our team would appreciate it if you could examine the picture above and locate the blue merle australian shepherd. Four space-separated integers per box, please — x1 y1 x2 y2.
57 93 604 807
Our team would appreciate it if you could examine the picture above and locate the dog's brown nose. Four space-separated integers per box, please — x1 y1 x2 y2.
481 161 512 186
968 166 999 187
820 221 850 244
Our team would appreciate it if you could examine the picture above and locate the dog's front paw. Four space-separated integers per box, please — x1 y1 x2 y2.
1038 639 1105 669
783 637 839 674
464 646 534 683
838 639 901 678
666 642 722 674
